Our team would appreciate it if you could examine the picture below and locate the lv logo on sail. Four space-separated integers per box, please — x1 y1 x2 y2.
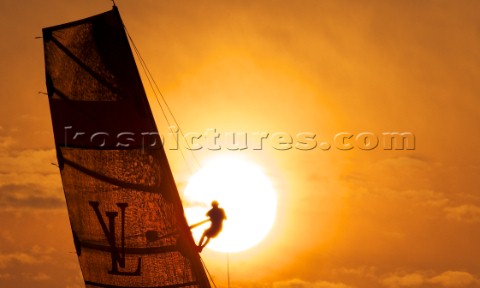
89 201 142 276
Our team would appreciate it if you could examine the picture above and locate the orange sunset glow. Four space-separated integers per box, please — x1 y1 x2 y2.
1 1 480 288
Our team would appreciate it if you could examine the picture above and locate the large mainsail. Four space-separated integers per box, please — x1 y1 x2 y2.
43 6 211 288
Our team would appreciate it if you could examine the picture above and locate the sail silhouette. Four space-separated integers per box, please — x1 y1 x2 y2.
43 6 211 288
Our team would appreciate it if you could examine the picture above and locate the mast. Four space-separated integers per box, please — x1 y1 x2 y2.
43 6 211 288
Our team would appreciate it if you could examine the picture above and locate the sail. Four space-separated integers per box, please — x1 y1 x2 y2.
43 7 211 288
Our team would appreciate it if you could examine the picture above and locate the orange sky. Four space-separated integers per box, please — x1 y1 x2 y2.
1 0 480 287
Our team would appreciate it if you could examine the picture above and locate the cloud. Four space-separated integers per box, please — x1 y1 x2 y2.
0 136 15 150
381 271 478 288
0 148 64 211
0 246 55 270
65 284 83 288
0 183 64 210
0 253 41 269
273 278 354 288
429 271 477 287
444 205 480 223
0 148 57 174
33 272 50 281
382 273 425 287
333 266 377 278
0 231 14 243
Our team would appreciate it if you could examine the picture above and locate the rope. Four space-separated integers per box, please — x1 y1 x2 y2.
227 253 230 288
123 25 201 175
200 256 218 288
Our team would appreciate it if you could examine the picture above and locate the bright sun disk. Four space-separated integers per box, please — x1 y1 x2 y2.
184 156 277 253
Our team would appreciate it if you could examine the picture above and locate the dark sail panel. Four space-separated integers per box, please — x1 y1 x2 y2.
43 7 211 288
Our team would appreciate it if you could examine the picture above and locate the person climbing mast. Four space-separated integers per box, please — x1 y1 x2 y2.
198 200 227 252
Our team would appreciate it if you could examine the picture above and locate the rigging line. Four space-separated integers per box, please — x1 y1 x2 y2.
123 25 201 172
123 29 171 128
124 27 195 174
200 256 218 288
130 38 200 171
227 253 230 288
127 36 194 154
138 57 201 170
123 26 194 175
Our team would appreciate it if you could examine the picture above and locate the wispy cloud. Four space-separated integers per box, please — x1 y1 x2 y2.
381 271 478 288
444 205 480 223
0 246 56 270
0 148 57 174
0 148 63 211
0 253 42 269
382 273 425 287
0 183 64 210
273 278 354 288
429 271 477 287
0 136 15 150
33 272 51 281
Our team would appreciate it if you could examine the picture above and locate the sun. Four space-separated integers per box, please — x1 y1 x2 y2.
183 156 277 253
